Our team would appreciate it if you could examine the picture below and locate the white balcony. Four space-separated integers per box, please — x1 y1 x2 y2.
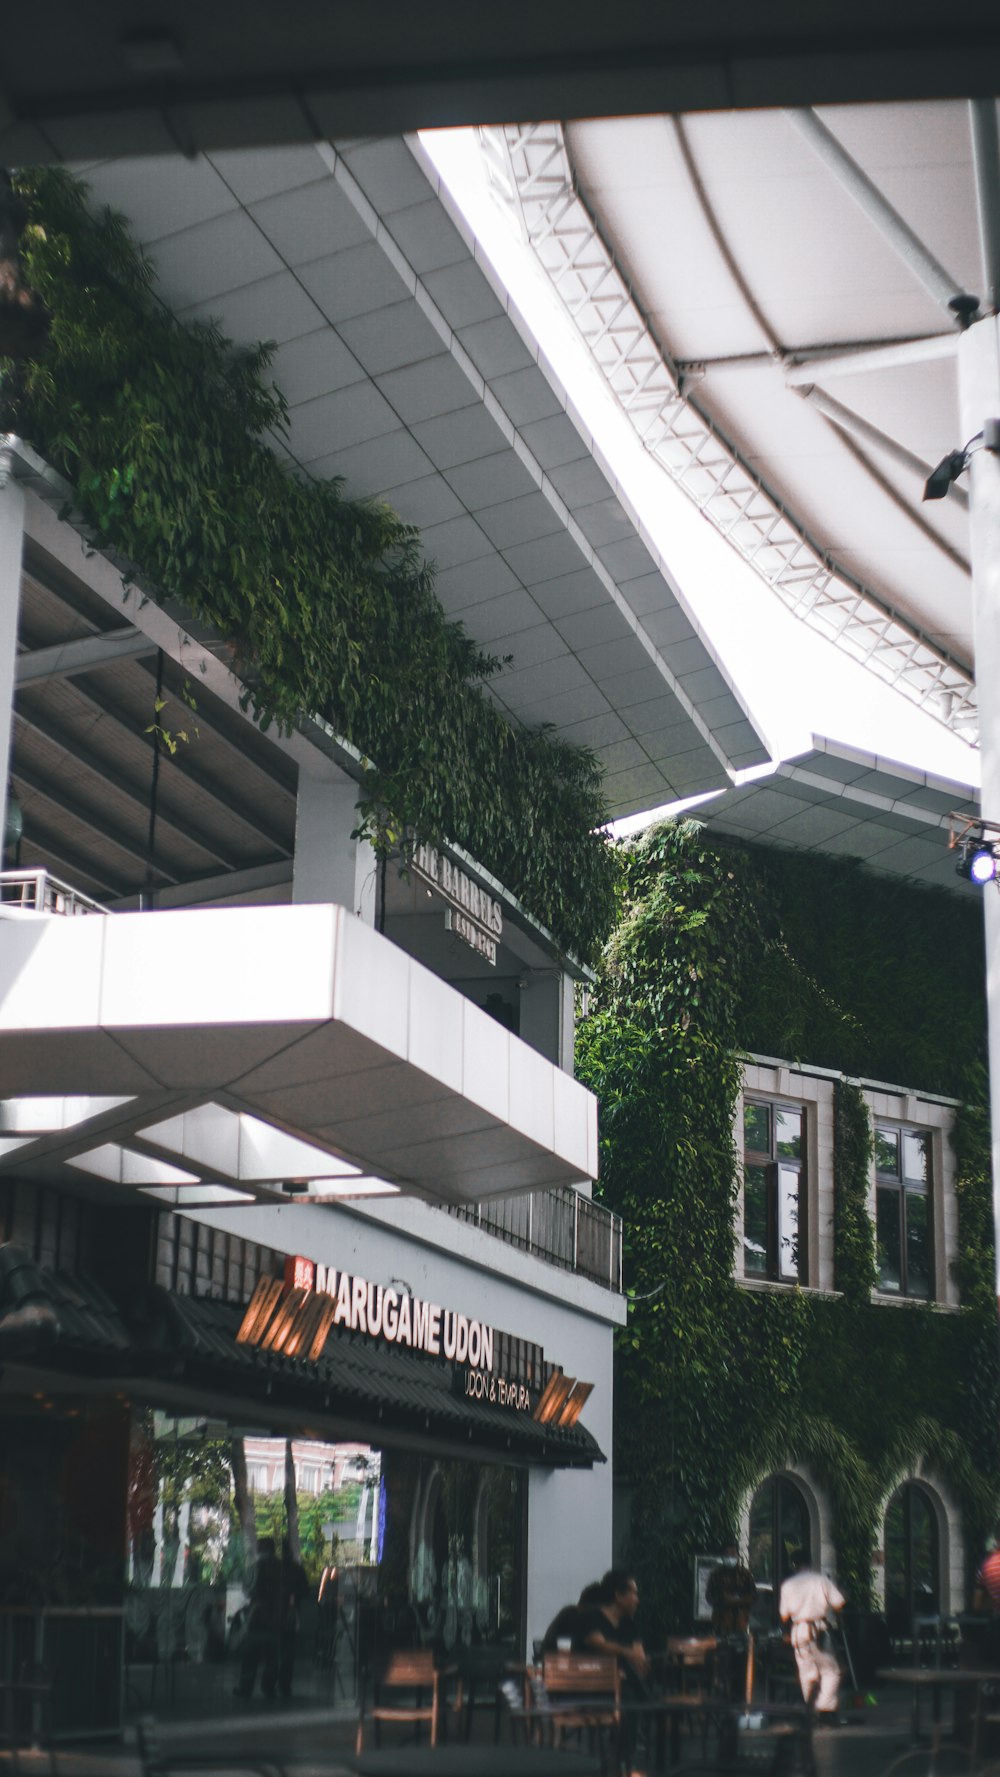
0 902 597 1208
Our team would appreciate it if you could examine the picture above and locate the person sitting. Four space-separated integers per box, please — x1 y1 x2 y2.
542 1581 604 1652
579 1568 651 1690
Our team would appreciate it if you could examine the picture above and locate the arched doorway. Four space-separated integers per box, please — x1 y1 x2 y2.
885 1482 939 1633
749 1474 813 1624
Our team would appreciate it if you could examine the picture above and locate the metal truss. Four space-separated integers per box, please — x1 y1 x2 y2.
479 123 978 739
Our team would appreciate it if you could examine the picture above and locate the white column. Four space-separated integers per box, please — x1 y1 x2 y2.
0 464 25 858
518 973 575 1067
292 764 376 923
958 316 1000 1304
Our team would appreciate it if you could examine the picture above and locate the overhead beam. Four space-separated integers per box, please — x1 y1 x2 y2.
8 808 131 899
784 335 958 383
71 676 294 859
13 704 236 872
786 108 975 324
108 859 293 911
15 627 155 685
792 382 970 511
13 450 408 792
970 100 1000 317
10 758 182 883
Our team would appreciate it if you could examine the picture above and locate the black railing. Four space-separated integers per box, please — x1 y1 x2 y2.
444 1186 622 1291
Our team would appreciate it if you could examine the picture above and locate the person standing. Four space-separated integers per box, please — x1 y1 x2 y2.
706 1545 757 1699
706 1546 757 1635
278 1536 310 1700
235 1536 283 1700
779 1550 845 1720
972 1526 1000 1664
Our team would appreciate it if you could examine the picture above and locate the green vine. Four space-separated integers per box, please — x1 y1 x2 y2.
833 1080 877 1303
577 820 998 1635
0 168 617 961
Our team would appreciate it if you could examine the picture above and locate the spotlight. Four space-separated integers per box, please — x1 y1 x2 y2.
924 450 968 501
956 840 999 885
950 813 1000 887
970 847 998 885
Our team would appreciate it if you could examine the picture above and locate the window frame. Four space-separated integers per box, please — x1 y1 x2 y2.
742 1097 808 1286
874 1120 934 1301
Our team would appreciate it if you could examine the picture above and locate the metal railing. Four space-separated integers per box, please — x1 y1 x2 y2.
444 1185 623 1292
0 868 108 917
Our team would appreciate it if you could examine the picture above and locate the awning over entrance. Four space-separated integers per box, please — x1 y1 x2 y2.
0 1249 603 1469
0 902 597 1207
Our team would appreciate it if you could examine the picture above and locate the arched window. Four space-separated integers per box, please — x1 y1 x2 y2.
885 1482 939 1633
749 1474 813 1624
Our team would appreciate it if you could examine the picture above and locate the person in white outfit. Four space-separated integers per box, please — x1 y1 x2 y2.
778 1551 845 1719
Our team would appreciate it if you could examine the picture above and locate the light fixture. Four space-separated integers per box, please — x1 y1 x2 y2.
956 840 999 885
924 421 1000 501
949 813 1000 887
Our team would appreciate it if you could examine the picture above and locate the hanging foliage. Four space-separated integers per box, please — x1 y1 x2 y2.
0 167 617 961
578 820 996 1635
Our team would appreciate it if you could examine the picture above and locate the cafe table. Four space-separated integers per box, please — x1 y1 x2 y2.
875 1665 1000 1747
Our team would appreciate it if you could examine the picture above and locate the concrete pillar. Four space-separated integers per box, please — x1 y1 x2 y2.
518 972 576 1067
292 764 376 923
0 465 25 861
958 316 1000 1303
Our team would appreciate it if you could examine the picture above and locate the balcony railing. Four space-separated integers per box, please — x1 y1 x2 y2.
0 869 108 917
444 1184 623 1292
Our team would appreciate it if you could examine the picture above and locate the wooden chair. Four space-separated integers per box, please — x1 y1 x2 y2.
452 1644 521 1743
537 1652 622 1769
355 1649 449 1754
664 1637 717 1759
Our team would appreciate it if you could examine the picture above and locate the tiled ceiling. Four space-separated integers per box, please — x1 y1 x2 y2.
701 739 980 895
72 134 769 817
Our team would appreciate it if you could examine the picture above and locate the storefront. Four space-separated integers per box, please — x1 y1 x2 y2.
0 1181 613 1737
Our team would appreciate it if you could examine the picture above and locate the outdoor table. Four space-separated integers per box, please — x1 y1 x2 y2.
350 1746 602 1777
876 1665 1000 1747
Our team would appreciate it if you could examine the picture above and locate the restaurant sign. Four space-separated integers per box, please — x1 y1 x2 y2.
237 1256 591 1427
409 842 502 967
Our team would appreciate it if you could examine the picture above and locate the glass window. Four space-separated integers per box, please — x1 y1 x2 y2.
749 1475 812 1627
744 1165 769 1276
885 1483 939 1636
742 1099 807 1284
744 1103 771 1154
875 1128 900 1176
875 1122 933 1300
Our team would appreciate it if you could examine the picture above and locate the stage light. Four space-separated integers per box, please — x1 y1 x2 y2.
970 847 998 885
956 839 999 884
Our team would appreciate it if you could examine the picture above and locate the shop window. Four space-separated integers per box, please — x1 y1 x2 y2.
885 1482 940 1635
875 1124 933 1299
743 1100 807 1284
748 1473 813 1626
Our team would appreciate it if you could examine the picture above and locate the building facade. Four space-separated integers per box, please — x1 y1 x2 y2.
0 451 625 1737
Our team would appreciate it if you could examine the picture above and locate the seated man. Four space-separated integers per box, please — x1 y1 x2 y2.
579 1568 651 1691
542 1582 604 1652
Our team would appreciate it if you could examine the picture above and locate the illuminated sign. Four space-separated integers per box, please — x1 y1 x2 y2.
410 843 502 967
236 1255 593 1428
238 1255 494 1371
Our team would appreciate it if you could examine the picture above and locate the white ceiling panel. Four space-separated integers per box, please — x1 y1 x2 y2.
73 134 770 825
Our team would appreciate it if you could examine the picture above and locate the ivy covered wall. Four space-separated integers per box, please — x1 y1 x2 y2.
0 169 616 962
576 821 999 1635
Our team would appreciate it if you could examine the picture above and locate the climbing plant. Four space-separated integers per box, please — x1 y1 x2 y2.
577 820 997 1636
0 167 617 961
